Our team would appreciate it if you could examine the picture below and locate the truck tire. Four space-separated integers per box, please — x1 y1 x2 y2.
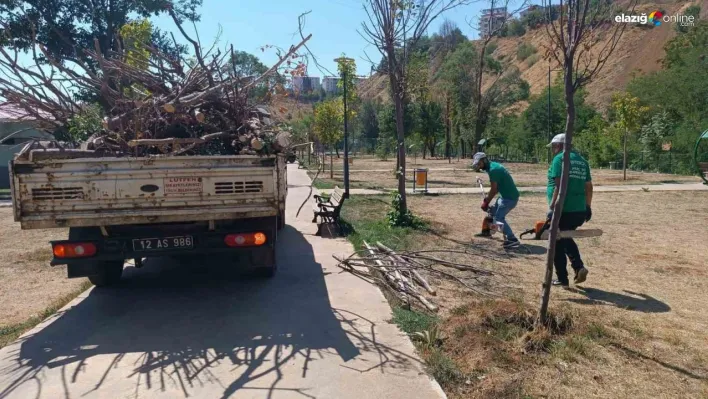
277 210 285 230
88 261 124 287
253 247 277 278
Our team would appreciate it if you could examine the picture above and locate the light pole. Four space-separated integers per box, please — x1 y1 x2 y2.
335 57 354 198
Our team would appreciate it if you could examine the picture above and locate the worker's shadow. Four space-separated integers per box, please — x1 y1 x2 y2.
566 287 671 313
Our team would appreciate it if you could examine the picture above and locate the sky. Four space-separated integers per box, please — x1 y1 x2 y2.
152 0 500 77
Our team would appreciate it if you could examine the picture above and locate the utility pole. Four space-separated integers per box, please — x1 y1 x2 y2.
335 57 354 198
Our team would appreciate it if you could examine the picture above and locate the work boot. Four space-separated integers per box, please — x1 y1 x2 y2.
475 230 492 238
574 267 589 284
552 279 569 288
503 238 520 249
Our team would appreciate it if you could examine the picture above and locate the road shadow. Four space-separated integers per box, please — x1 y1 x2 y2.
0 225 417 399
566 287 671 313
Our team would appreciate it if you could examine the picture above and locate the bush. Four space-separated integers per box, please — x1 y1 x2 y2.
526 53 540 67
516 42 537 61
485 42 498 55
387 192 424 227
507 19 526 36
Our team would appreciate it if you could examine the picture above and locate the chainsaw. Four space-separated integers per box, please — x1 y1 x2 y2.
519 219 551 240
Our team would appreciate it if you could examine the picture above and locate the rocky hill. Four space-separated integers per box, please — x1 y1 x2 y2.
358 0 707 111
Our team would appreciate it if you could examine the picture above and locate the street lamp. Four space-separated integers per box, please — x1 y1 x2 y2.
335 56 355 198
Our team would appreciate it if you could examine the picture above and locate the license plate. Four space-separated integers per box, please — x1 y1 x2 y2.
132 236 194 252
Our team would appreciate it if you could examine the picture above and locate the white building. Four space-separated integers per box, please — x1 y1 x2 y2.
479 7 511 37
322 76 340 94
322 76 367 94
292 76 321 93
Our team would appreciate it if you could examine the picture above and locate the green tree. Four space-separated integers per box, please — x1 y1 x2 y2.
416 100 444 157
675 5 701 34
336 55 358 127
0 0 199 67
314 99 344 177
359 100 380 151
611 92 649 180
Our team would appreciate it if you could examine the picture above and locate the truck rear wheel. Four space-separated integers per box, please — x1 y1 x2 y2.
278 211 285 230
252 247 277 278
88 261 124 287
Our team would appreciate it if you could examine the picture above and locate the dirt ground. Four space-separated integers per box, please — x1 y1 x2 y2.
313 156 698 190
0 209 85 328
343 190 708 398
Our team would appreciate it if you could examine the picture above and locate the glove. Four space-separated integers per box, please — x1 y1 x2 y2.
585 206 592 222
481 198 490 212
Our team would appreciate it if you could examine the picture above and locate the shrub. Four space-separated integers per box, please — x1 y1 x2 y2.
485 42 498 55
387 192 424 227
516 42 537 61
526 53 540 67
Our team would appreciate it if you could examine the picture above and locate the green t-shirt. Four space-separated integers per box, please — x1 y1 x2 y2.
488 161 519 201
547 151 592 213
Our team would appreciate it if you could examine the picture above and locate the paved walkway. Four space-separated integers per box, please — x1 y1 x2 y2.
0 164 444 399
320 182 708 196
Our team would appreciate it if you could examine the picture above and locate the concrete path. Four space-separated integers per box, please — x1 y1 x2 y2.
0 165 444 399
320 182 708 196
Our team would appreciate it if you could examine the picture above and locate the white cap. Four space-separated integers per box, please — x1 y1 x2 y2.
547 133 566 147
471 152 487 170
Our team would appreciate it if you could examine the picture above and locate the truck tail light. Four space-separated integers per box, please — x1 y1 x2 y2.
224 232 267 247
53 242 97 258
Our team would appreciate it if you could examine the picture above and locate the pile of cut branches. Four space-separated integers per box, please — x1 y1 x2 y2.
0 3 311 159
334 241 500 312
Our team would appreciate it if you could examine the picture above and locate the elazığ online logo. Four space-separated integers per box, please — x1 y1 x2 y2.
615 10 694 27
648 10 663 25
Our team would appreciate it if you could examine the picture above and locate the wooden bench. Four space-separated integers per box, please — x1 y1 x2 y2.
699 162 708 185
312 186 346 236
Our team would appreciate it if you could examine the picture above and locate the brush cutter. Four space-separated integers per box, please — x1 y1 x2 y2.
475 177 502 237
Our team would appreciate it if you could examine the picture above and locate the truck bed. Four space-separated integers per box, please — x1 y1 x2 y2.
11 154 287 229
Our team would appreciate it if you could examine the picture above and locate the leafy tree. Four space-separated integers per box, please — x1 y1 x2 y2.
336 56 358 123
313 99 344 152
416 100 444 157
0 0 200 68
359 100 380 150
663 20 708 68
120 20 152 70
65 104 104 143
611 92 649 180
675 5 701 34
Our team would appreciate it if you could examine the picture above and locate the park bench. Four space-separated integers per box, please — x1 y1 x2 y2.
699 162 708 185
312 186 346 236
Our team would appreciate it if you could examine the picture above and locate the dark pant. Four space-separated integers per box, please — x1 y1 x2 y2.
554 212 586 284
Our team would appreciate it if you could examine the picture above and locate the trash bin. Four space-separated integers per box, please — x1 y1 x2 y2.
413 168 428 193
609 161 617 170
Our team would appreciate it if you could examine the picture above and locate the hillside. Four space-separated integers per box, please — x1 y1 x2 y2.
357 0 707 111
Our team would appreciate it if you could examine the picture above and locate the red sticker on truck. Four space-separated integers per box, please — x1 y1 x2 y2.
163 177 203 194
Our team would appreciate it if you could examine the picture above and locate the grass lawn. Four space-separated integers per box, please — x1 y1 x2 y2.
0 208 90 349
340 190 708 398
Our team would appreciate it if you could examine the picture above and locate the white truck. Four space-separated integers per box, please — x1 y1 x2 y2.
9 150 287 286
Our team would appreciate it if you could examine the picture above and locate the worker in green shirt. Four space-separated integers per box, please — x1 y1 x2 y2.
472 152 520 249
547 134 593 287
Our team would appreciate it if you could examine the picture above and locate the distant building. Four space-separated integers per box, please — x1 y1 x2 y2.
479 7 511 37
322 76 367 94
322 76 340 94
0 105 54 188
292 76 321 94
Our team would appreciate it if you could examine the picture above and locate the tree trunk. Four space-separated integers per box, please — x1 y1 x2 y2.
623 129 628 180
330 146 334 179
336 147 340 158
539 63 576 326
474 118 484 152
386 48 408 214
445 96 451 163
